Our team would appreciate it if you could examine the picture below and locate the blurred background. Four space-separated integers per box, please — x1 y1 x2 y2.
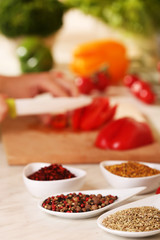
0 0 159 82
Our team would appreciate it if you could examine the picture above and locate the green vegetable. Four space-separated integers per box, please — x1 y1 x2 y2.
64 0 160 36
0 0 66 38
17 37 53 73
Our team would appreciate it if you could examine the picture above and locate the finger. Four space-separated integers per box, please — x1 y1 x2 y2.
38 114 53 125
50 71 79 97
55 77 79 97
39 78 69 97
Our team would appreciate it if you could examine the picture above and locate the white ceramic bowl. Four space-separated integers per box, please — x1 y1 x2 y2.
23 162 86 198
100 160 160 194
97 194 160 238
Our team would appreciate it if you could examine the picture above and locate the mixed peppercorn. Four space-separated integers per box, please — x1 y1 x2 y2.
42 193 118 213
105 161 160 178
27 164 76 181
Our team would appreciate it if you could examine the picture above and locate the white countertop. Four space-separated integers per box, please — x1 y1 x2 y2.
0 142 159 240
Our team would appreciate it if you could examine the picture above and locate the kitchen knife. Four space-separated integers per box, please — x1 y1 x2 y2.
6 94 92 118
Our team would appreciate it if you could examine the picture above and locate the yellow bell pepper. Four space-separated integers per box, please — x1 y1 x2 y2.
70 40 129 84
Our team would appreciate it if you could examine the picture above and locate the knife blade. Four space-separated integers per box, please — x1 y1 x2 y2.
6 94 92 118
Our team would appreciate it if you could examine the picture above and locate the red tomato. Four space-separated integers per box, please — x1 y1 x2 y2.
75 69 110 95
75 76 94 94
95 117 154 150
123 74 139 87
130 80 155 104
92 70 110 91
123 74 156 104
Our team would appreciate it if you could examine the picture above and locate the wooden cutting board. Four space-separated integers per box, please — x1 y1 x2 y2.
1 103 160 165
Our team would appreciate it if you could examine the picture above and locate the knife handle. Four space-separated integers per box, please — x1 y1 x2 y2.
6 98 17 118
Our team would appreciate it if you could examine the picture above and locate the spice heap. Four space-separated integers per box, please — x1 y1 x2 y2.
27 164 75 181
105 161 160 178
102 206 160 232
42 193 118 213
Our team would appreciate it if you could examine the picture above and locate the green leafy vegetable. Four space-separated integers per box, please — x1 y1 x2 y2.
64 0 160 36
0 0 66 38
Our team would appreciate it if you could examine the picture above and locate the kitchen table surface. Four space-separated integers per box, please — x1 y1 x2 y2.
0 138 160 240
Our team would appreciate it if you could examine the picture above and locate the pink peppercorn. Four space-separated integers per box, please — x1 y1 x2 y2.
28 164 76 181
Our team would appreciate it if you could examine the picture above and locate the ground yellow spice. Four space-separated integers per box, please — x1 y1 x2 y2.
105 161 160 178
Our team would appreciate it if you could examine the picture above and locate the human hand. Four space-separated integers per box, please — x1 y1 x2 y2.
0 71 78 123
0 71 78 98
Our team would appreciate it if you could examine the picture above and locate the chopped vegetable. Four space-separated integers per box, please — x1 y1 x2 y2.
95 117 154 150
156 187 160 194
72 97 117 131
50 114 69 130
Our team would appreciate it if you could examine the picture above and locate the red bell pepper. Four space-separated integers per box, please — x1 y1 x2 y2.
50 114 69 129
156 186 160 194
123 74 156 104
72 107 85 130
95 117 154 150
72 97 117 131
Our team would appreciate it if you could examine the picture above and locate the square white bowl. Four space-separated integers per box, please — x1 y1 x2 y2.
100 160 160 194
23 162 86 198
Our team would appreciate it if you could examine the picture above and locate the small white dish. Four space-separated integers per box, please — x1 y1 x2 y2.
100 160 160 194
97 194 160 238
38 186 145 219
23 162 86 198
